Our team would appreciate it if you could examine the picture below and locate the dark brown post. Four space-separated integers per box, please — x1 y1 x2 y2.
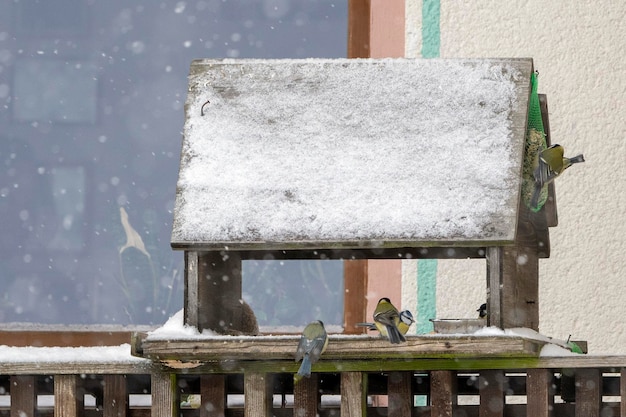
348 0 371 58
186 250 245 334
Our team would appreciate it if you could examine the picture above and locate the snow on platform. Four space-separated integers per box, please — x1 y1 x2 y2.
172 58 533 249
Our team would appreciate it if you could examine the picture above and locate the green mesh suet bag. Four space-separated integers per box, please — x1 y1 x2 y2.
522 71 548 211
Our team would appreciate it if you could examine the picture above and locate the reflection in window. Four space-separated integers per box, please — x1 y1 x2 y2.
47 166 86 252
13 59 98 124
243 260 344 328
1 0 347 325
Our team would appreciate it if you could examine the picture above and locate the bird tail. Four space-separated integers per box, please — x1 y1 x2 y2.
530 182 543 210
567 154 585 164
387 325 406 344
295 355 312 383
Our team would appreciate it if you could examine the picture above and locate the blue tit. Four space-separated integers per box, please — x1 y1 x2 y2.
477 303 487 319
358 309 414 334
294 320 329 383
373 297 406 344
531 144 585 208
398 309 415 335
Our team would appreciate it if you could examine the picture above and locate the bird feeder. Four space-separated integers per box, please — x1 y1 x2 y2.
170 58 553 335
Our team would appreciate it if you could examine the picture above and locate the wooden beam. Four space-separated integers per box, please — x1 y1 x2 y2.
341 372 367 417
486 247 503 328
478 370 505 417
348 0 370 58
10 375 36 417
430 370 457 417
294 374 319 417
526 368 554 417
344 260 368 334
104 375 128 417
201 375 226 417
54 375 83 417
151 373 178 417
575 368 601 417
194 251 245 334
387 371 412 417
244 372 274 417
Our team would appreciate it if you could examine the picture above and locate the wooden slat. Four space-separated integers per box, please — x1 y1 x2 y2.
486 247 503 328
151 373 178 417
0 330 136 347
138 335 543 362
387 371 412 417
10 375 36 417
341 372 367 417
526 368 554 417
54 374 83 417
294 374 319 417
201 374 226 417
621 368 626 417
104 374 128 417
478 370 505 417
575 368 601 417
430 370 457 417
244 372 274 417
344 260 369 335
348 0 370 58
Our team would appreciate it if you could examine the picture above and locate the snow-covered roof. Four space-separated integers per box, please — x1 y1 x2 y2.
171 58 532 250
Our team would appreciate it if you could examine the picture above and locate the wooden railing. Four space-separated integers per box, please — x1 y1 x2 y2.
2 336 625 417
1 359 625 417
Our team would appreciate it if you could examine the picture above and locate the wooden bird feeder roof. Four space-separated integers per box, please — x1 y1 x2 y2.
171 58 533 252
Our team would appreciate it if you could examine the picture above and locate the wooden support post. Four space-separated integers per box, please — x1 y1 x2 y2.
486 247 503 328
502 199 541 330
344 260 369 334
527 369 554 417
430 370 457 417
244 372 274 417
478 370 505 417
104 375 128 417
54 375 83 417
621 368 626 417
294 374 319 417
10 376 36 417
388 371 412 417
187 251 244 334
575 368 601 417
152 373 178 417
201 375 226 417
341 372 367 417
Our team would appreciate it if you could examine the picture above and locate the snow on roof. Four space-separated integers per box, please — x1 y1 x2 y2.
172 58 532 249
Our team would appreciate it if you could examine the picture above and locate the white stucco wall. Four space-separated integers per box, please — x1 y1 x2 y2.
405 1 626 354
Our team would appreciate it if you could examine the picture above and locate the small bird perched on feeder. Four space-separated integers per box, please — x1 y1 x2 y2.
357 309 414 336
477 303 487 319
294 320 329 383
531 144 585 208
373 297 406 344
398 310 415 335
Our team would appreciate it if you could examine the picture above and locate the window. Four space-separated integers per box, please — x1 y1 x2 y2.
0 0 347 325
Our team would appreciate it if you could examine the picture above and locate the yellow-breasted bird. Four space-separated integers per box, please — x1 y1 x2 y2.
357 309 414 336
373 297 406 344
398 309 415 335
294 320 329 383
531 144 585 208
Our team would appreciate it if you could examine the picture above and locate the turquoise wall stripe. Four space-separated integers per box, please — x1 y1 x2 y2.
416 259 437 333
421 0 441 58
416 0 441 336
